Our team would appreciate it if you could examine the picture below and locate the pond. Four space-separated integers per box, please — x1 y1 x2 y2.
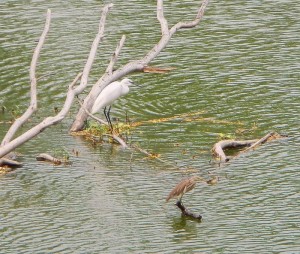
0 0 299 253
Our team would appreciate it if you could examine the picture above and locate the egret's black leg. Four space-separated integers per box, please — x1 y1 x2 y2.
104 106 113 130
103 106 110 129
107 105 113 130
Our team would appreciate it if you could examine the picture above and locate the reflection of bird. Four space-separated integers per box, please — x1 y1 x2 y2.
91 78 134 129
206 175 219 185
166 176 204 203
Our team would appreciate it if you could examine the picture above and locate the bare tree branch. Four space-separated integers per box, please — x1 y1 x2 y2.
0 73 82 159
74 3 114 95
70 0 210 132
1 9 51 146
106 35 126 75
0 4 114 159
157 0 169 35
170 0 209 32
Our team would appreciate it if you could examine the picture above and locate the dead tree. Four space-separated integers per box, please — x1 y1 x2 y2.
70 0 210 132
0 1 210 165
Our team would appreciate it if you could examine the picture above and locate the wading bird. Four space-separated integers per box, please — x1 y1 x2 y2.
166 176 205 204
91 78 134 129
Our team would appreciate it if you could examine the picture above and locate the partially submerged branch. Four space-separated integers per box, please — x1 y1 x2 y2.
0 73 82 159
176 201 202 221
0 158 22 168
212 132 287 162
36 153 62 165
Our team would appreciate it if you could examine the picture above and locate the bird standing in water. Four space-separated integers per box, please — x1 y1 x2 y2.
91 78 134 129
166 176 205 204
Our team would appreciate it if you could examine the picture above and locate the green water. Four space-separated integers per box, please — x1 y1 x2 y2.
0 1 299 253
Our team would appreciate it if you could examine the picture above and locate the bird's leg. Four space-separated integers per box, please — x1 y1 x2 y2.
104 106 113 131
103 107 110 129
176 196 183 206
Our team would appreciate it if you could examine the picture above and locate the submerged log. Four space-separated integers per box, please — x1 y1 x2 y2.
0 158 23 168
212 139 257 162
176 201 202 221
212 132 287 162
36 153 62 165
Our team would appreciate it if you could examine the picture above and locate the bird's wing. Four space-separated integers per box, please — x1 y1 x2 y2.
166 178 191 202
91 82 122 114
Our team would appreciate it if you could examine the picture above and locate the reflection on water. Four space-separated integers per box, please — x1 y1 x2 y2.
0 0 299 253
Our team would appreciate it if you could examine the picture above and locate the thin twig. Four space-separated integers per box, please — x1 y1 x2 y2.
75 3 114 94
69 72 83 89
76 96 107 125
171 0 209 31
157 0 169 35
106 35 126 75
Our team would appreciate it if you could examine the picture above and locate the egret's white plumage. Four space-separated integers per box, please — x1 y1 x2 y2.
91 78 134 129
91 78 133 114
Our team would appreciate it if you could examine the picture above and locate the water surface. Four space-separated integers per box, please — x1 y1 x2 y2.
0 0 299 253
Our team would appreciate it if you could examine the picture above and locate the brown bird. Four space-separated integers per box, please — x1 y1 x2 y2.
166 176 205 203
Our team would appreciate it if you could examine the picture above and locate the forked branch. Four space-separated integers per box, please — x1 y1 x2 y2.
0 4 114 160
212 132 287 162
70 0 210 132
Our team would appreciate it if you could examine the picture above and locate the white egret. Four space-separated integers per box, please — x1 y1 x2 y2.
91 78 134 129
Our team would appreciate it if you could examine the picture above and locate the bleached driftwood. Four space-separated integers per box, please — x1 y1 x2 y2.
0 4 113 161
0 158 22 168
1 10 51 147
0 1 211 165
36 153 62 165
70 0 210 132
212 132 286 162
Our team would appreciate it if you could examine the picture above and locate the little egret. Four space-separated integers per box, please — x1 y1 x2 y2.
166 176 205 203
91 78 134 129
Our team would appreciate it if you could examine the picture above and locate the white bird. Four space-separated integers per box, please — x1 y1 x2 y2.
91 78 134 129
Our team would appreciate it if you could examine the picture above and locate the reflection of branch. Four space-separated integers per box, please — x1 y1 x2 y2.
1 9 51 147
